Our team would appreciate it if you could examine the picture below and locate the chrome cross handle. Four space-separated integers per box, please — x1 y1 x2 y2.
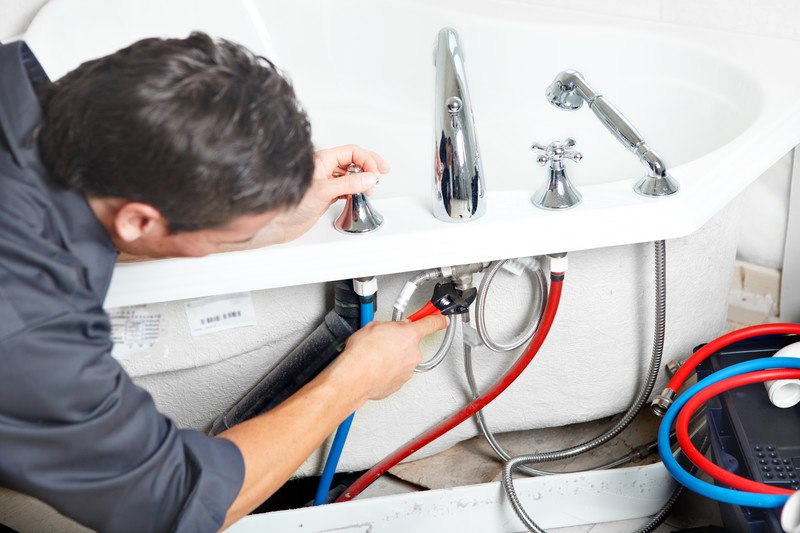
531 138 583 168
530 138 583 210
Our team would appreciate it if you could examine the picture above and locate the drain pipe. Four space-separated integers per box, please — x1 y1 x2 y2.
208 280 360 436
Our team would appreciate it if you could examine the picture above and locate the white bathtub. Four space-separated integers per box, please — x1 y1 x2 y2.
24 0 800 306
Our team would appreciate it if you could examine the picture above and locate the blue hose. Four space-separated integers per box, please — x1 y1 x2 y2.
314 298 374 505
658 357 800 508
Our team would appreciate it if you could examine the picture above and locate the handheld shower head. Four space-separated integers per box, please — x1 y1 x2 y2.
543 69 679 196
545 70 588 110
545 80 583 110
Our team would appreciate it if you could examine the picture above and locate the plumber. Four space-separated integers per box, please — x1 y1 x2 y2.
0 32 447 531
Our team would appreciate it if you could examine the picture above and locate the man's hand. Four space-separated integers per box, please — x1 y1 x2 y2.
252 144 390 246
218 313 447 528
114 145 388 261
324 315 449 402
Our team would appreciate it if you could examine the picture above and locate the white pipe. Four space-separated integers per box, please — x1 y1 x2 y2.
764 342 800 408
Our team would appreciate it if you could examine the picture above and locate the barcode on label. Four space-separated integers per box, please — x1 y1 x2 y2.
185 293 256 336
200 311 242 325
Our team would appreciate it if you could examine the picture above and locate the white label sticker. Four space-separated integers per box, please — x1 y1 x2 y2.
109 306 162 360
185 292 256 336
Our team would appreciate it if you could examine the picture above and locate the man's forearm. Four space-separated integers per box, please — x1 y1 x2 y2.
217 363 367 528
214 316 444 529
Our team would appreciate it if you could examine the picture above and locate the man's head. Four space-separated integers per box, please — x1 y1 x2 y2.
37 32 314 257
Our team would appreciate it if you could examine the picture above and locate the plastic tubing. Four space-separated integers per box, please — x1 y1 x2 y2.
675 368 800 496
658 357 800 508
667 324 800 394
335 271 565 503
314 299 375 505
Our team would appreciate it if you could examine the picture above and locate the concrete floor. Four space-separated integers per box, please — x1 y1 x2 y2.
353 412 723 532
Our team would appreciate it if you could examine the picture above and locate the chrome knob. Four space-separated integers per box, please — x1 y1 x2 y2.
530 138 583 210
531 138 583 167
333 165 384 234
446 96 462 116
446 96 463 129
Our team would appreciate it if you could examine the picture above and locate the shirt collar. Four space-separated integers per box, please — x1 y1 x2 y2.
0 41 48 169
21 42 49 93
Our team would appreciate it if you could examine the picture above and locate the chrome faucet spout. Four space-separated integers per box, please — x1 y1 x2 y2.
545 70 679 197
432 28 486 221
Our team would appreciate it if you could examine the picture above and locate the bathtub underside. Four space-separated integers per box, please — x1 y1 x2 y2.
124 197 742 476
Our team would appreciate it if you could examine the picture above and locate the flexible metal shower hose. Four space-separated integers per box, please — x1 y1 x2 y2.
464 259 556 475
464 342 649 475
501 240 667 532
392 269 458 372
475 259 548 352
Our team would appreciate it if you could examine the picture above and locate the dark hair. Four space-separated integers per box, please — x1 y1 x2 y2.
37 32 314 232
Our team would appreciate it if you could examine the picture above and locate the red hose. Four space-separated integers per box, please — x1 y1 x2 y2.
667 324 800 392
675 369 799 496
336 274 565 503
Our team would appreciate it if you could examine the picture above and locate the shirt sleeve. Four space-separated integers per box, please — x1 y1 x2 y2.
0 307 245 532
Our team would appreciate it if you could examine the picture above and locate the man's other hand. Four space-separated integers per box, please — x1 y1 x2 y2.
251 144 390 247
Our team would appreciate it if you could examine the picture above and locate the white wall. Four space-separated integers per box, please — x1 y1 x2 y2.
0 0 47 40
514 0 800 41
7 0 800 42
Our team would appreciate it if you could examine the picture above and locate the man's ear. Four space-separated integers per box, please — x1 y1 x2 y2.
113 202 165 242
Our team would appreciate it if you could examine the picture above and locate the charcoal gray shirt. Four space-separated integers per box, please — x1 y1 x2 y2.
0 41 245 532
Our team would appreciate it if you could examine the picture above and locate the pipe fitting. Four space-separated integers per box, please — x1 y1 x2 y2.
394 268 444 317
353 276 377 297
650 387 676 417
665 359 684 378
452 272 474 292
450 262 488 279
547 252 568 273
